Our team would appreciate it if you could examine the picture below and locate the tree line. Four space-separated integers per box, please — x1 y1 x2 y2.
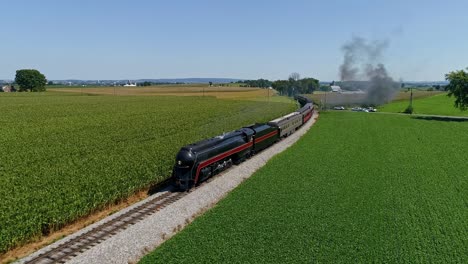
4 68 468 111
271 78 319 96
235 79 272 88
272 73 319 96
237 73 319 96
137 81 184 86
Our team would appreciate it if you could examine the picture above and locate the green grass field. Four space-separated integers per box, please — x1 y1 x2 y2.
379 93 468 116
140 111 468 263
0 92 296 253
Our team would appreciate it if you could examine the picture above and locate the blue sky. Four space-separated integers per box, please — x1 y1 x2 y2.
1 0 467 81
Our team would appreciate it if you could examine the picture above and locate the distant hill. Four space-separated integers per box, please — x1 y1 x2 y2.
49 78 243 86
137 78 243 84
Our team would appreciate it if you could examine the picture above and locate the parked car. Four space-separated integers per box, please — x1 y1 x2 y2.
333 106 345 110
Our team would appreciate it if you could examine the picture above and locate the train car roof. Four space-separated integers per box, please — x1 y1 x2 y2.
269 112 300 124
298 103 313 113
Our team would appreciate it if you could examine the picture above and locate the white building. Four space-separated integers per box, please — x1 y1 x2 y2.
123 80 137 87
330 85 342 93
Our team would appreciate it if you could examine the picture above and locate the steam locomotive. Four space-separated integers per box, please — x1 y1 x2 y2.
173 95 313 190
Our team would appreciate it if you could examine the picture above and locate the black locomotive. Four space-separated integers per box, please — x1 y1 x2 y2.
173 96 313 190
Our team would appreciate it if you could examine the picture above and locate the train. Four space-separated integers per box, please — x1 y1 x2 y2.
172 95 314 190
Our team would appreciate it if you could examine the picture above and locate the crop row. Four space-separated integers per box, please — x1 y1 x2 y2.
140 111 468 263
0 93 296 253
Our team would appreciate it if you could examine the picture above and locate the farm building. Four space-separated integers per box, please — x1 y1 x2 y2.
330 85 342 93
2 85 12 92
123 80 137 87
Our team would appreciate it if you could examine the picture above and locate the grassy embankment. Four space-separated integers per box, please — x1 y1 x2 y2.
141 111 468 263
379 93 468 116
0 91 296 255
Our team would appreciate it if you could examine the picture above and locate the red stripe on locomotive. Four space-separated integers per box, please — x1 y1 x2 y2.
194 141 253 184
255 130 278 143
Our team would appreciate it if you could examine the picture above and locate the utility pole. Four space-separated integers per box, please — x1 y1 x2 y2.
409 87 413 109
324 90 327 110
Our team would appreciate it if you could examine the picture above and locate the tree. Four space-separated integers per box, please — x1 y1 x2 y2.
209 81 213 86
272 76 319 96
319 85 332 92
298 78 319 94
445 68 468 111
271 80 290 96
237 79 272 88
15 69 47 92
138 81 152 86
289 72 301 82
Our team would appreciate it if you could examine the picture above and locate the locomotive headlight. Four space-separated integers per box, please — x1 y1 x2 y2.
177 160 182 165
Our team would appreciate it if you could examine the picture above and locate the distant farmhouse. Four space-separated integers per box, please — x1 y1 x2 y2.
330 85 342 93
123 80 136 87
1 85 16 92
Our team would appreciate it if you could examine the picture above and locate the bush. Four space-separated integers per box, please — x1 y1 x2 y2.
403 105 414 114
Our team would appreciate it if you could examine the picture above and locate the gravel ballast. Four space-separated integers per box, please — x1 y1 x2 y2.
18 112 319 264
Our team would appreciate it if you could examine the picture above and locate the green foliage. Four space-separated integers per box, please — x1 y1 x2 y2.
445 68 468 110
138 81 152 86
319 85 332 92
299 78 319 93
140 112 468 263
403 104 413 114
272 76 319 96
236 79 272 88
14 69 47 92
380 93 468 116
0 94 295 253
432 84 443 91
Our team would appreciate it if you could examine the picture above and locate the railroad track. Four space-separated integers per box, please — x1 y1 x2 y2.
19 103 315 264
24 189 186 264
21 117 317 263
23 174 223 264
22 122 312 263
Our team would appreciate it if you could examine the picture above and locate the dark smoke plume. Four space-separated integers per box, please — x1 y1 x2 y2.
339 36 399 105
